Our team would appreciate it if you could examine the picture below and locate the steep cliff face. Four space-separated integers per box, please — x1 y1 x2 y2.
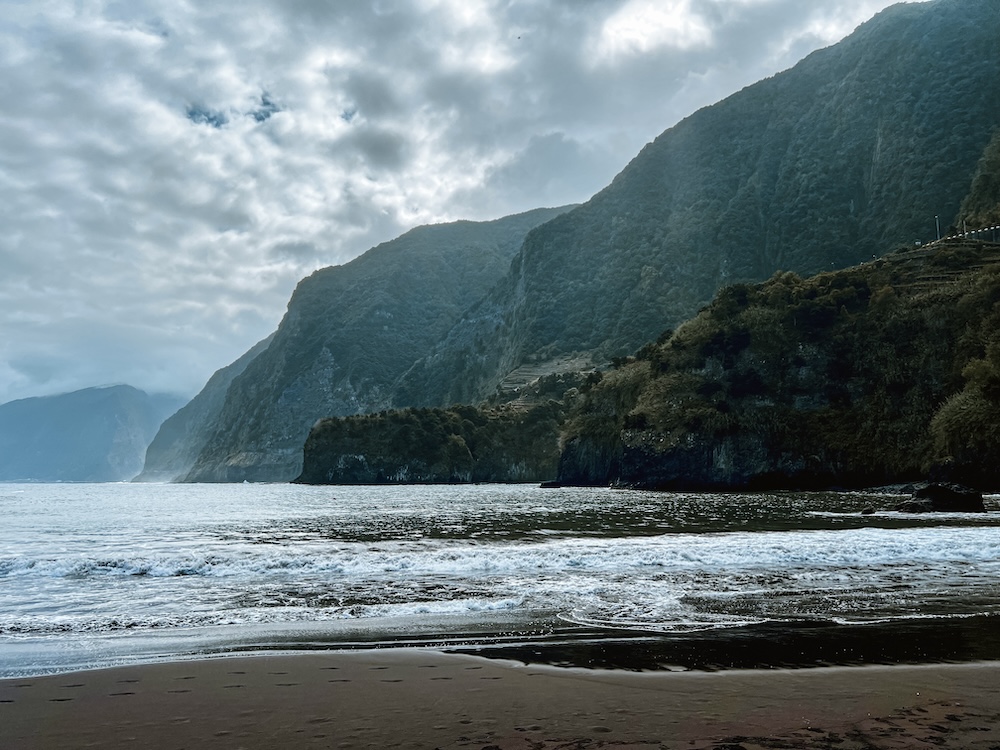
133 335 273 482
182 207 571 482
0 385 183 482
397 0 1000 409
956 128 1000 232
557 239 1000 490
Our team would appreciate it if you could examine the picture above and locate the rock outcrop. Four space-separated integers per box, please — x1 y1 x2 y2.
295 402 565 485
556 239 1000 491
895 484 986 513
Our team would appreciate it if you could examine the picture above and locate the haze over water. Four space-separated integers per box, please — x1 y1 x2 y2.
2 483 999 677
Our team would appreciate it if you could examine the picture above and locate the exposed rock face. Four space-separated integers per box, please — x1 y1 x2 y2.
181 207 571 482
133 335 273 482
895 484 986 513
557 240 1000 491
0 385 183 482
396 0 1000 409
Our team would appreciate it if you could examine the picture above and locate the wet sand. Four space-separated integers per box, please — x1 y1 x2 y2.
3 650 1000 749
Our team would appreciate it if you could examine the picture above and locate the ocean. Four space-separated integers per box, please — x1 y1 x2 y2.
2 482 999 678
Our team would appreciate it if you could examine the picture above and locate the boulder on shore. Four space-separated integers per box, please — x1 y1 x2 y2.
894 483 986 513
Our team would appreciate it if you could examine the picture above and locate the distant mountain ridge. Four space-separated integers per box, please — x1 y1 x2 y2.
0 385 183 482
395 0 1000 408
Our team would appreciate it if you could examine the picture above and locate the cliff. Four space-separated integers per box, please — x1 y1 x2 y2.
396 0 1000 409
556 238 1000 490
181 207 571 482
132 334 274 482
295 401 566 485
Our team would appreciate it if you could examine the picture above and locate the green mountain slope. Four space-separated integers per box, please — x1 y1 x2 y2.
396 0 1000 409
557 238 1000 490
181 207 572 482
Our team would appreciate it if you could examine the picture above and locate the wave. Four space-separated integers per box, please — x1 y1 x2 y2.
3 525 1000 580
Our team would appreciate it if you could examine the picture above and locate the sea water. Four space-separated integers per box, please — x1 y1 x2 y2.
2 482 999 676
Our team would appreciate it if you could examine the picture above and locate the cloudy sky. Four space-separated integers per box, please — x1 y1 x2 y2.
0 0 915 405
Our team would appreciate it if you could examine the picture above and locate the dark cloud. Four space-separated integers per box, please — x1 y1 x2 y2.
0 0 917 404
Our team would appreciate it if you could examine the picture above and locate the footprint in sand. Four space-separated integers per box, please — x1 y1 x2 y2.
430 677 452 681
275 683 299 687
61 684 85 689
223 685 244 689
174 676 197 681
48 697 73 702
109 692 135 696
117 679 140 684
380 679 403 683
328 679 352 683
167 689 191 694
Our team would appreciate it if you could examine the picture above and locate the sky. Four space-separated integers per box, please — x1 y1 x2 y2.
0 0 917 405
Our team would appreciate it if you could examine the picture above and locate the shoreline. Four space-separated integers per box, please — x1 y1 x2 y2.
3 650 1000 749
0 648 1000 750
6 611 1000 681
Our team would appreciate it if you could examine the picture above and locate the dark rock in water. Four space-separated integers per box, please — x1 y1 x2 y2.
860 506 876 516
894 483 985 513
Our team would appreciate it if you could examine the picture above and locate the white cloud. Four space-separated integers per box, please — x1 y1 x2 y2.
0 0 921 404
596 0 714 61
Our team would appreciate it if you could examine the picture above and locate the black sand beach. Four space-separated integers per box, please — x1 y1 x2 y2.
3 650 1000 749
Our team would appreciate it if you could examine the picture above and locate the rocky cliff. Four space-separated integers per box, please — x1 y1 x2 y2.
295 401 566 485
181 207 571 482
556 238 1000 490
133 335 274 482
396 0 1000 409
0 385 183 482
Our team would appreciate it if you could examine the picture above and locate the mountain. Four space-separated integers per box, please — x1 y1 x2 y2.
180 206 572 482
132 334 274 482
395 0 1000 409
556 237 1000 490
0 385 184 482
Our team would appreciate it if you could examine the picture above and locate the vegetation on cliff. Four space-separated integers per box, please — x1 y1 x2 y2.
180 207 571 482
558 239 1000 490
295 400 568 485
397 0 1000 409
159 0 1000 485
